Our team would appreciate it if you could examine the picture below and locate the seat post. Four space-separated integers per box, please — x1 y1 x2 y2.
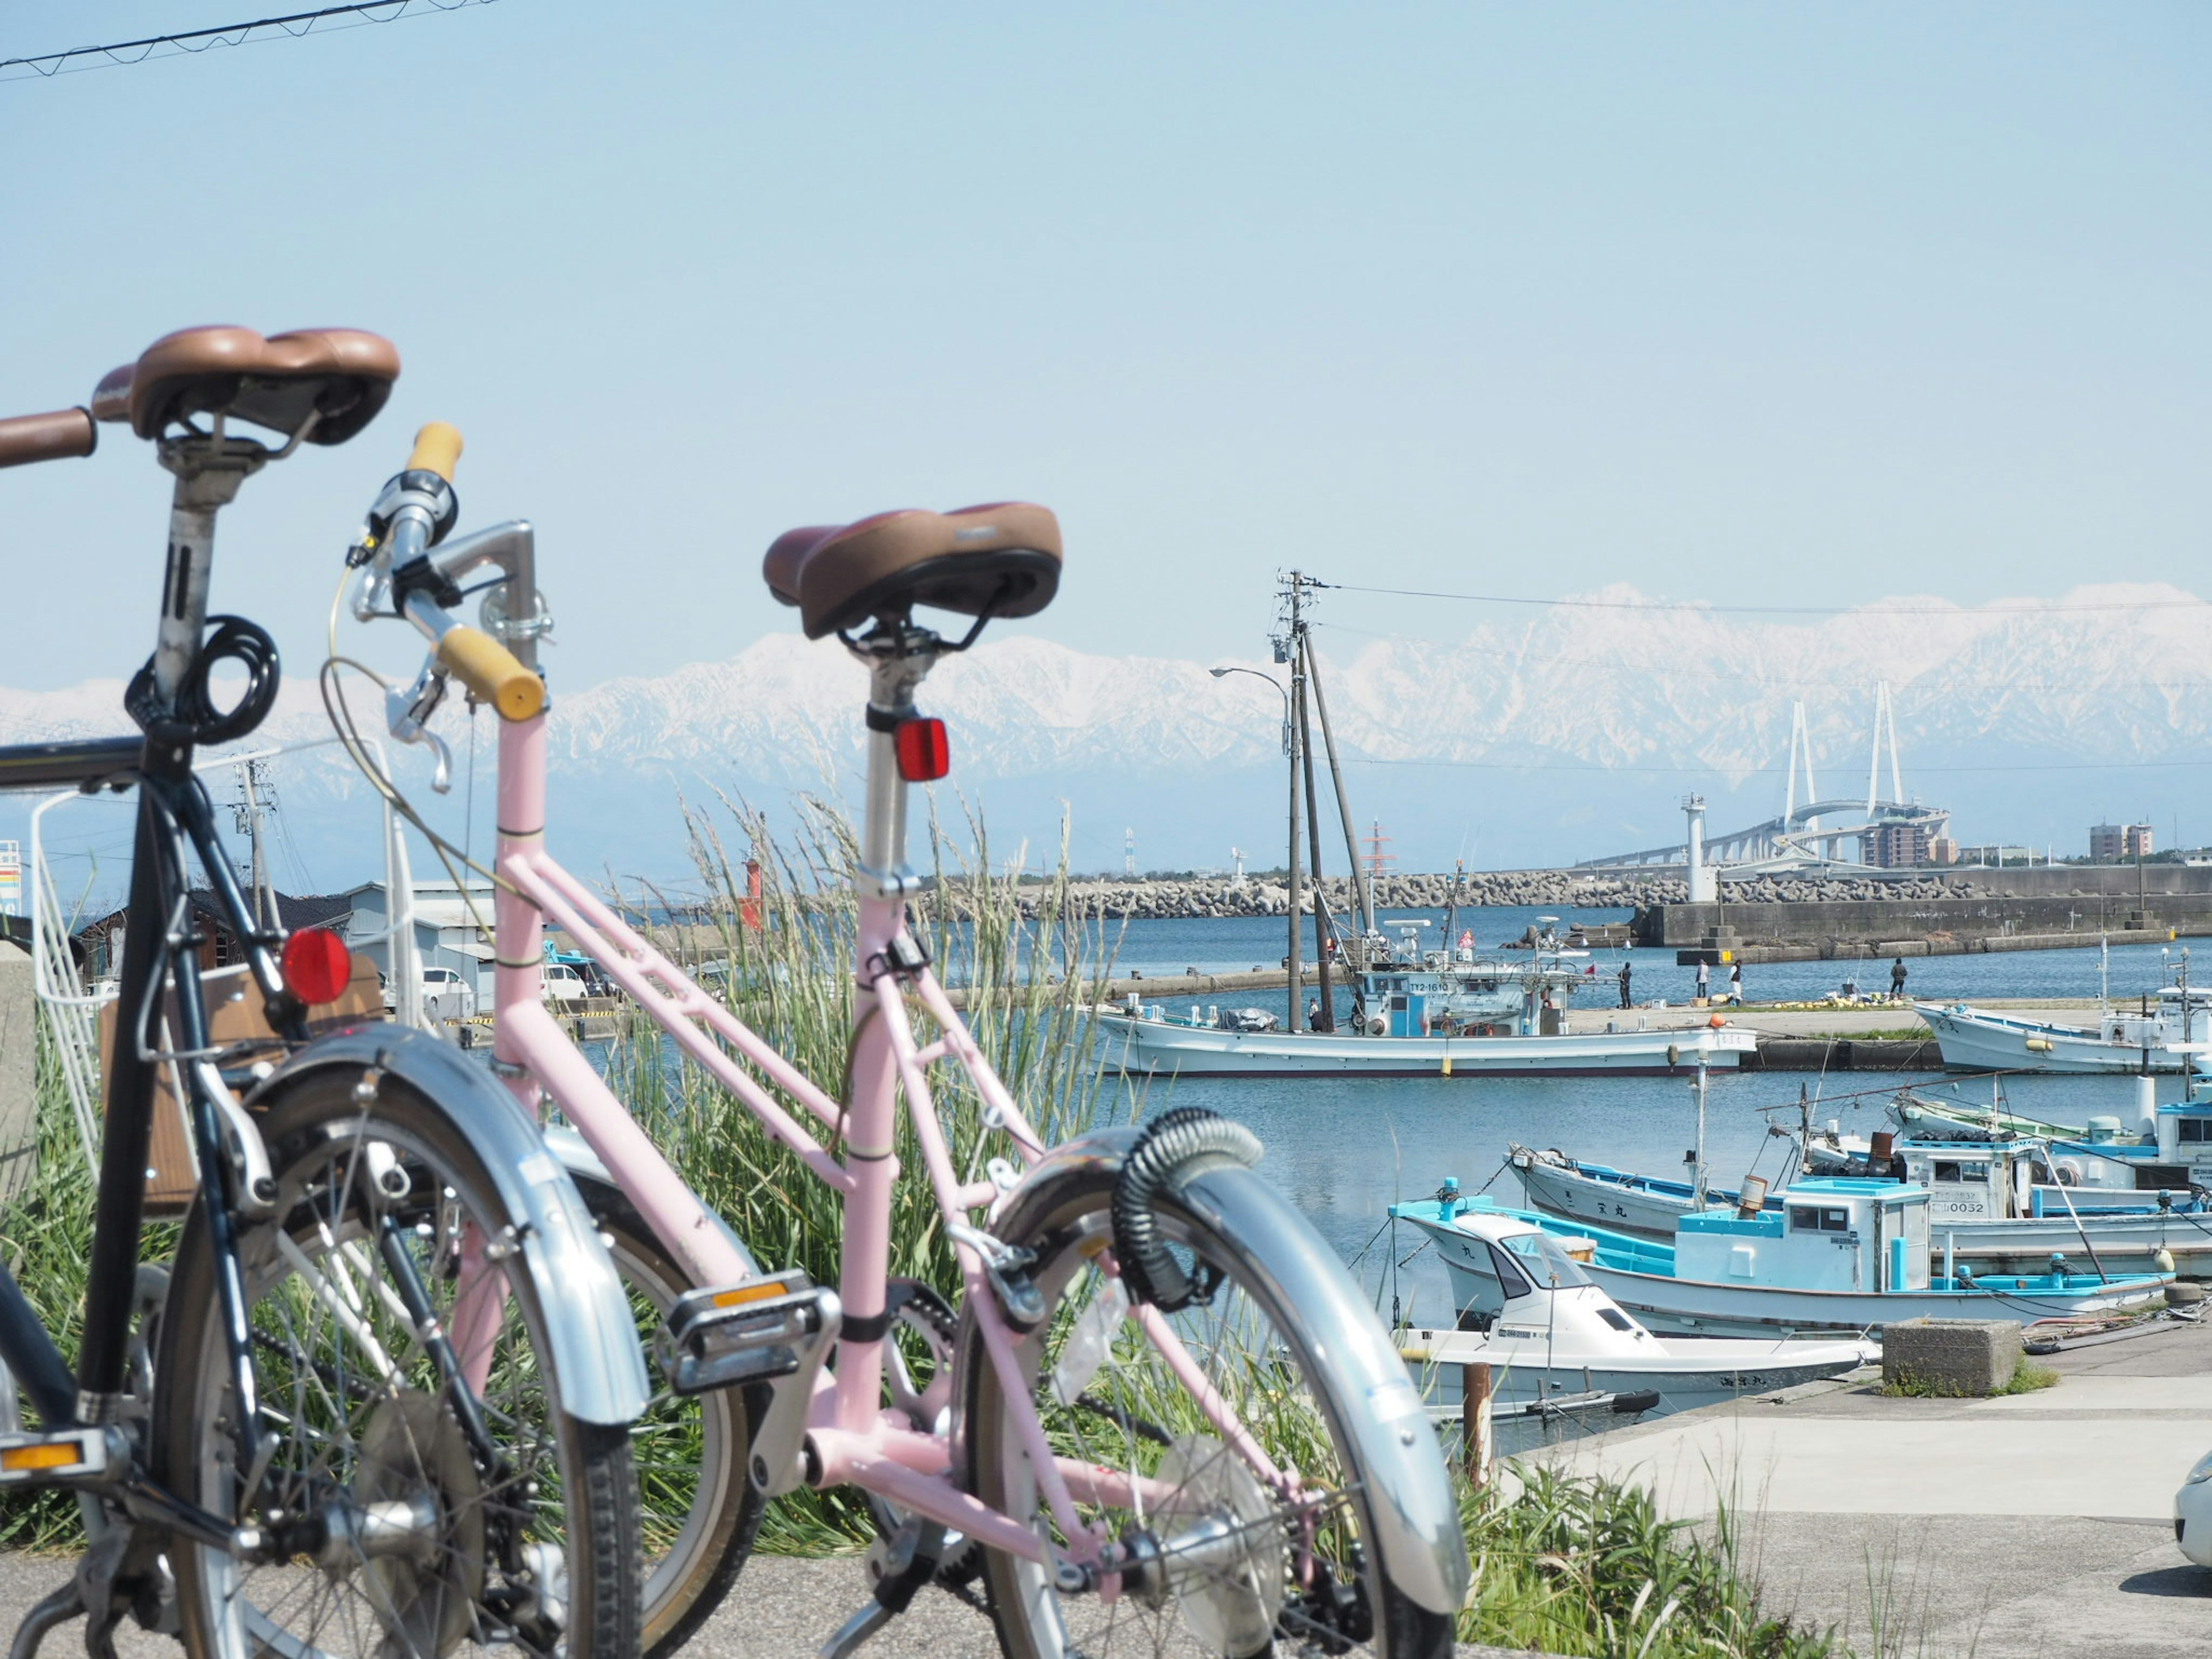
850 620 945 903
150 433 264 709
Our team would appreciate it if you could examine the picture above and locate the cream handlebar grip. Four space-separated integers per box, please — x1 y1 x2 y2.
434 626 544 722
407 421 464 482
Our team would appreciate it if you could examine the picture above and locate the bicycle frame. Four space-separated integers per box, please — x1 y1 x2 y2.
461 543 1264 1575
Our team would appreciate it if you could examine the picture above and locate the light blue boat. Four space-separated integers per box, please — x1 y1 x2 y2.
1391 1179 2174 1339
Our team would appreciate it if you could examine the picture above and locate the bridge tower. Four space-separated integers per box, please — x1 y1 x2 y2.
1865 680 1902 813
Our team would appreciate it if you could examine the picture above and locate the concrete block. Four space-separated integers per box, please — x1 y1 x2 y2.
1884 1318 2022 1396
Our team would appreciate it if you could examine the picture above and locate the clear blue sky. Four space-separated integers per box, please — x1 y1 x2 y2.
4 2 2208 696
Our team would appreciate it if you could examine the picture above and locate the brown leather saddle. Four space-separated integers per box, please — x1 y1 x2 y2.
90 324 400 444
763 502 1062 640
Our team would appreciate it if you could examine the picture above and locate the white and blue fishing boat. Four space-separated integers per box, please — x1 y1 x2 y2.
1512 1128 2212 1277
1391 1180 2173 1338
1393 1207 1876 1414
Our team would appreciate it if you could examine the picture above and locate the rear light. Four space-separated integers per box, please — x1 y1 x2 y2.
281 928 353 1006
895 717 950 782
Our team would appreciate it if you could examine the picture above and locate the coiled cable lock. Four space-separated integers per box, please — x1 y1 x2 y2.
1111 1107 1263 1312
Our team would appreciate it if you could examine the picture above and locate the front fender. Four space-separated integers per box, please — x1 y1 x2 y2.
253 1023 650 1427
991 1124 1468 1617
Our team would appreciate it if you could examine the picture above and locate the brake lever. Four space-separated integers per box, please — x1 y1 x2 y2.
385 662 454 793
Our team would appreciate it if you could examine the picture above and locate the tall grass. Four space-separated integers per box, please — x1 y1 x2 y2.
597 794 1126 1549
1459 1466 1839 1658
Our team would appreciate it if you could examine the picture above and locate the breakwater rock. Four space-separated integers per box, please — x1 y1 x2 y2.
972 870 1974 922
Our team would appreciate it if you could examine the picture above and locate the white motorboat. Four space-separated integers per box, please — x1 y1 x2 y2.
1392 1209 1876 1414
1915 998 2200 1074
1392 1181 2173 1338
1095 1008 1756 1077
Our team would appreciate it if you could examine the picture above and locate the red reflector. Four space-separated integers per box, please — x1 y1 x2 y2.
895 717 950 782
281 927 353 1006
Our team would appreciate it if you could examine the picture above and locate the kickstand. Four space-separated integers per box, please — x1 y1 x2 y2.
6 1584 79 1659
819 1519 948 1659
7 1527 134 1659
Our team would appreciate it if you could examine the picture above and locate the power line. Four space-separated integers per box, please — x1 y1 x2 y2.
1344 756 2212 775
1317 581 2209 619
1310 620 2212 695
1 1 496 82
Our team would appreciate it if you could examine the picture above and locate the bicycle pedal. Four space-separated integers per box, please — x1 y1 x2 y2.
0 1427 108 1488
660 1271 827 1396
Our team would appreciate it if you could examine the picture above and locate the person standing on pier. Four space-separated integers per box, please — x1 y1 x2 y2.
1889 956 1908 1001
1617 958 1633 1009
1695 959 1710 1003
1729 961 1743 1004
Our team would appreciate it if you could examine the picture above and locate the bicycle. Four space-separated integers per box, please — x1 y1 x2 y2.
0 328 648 1659
334 434 1471 1657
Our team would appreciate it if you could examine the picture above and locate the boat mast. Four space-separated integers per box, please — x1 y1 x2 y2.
1281 577 1305 1025
1301 624 1376 941
1691 1057 1710 1210
1296 631 1338 1032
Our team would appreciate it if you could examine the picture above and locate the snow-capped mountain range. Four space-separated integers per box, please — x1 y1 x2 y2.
5 582 2205 894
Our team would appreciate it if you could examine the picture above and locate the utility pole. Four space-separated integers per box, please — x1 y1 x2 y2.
230 757 281 933
1296 632 1337 1032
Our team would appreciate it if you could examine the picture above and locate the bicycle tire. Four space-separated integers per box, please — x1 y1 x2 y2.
153 1070 642 1659
964 1168 1457 1659
573 1177 762 1659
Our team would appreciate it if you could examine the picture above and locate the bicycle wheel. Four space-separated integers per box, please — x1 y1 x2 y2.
154 1070 642 1659
964 1169 1456 1658
573 1178 761 1659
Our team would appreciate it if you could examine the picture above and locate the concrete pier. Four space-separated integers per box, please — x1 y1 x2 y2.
1528 1317 2212 1657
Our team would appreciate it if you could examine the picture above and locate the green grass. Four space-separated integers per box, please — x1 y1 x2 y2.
1459 1467 1838 1658
1882 1359 2058 1399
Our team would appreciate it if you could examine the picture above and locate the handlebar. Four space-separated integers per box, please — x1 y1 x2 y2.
348 421 548 730
0 407 96 471
432 624 546 721
407 420 463 483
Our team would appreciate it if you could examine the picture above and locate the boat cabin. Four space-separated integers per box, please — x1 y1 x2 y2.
1676 1177 1932 1293
2154 1101 2212 1183
1893 1138 2025 1225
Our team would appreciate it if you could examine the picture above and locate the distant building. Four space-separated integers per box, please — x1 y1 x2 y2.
340 878 497 995
1927 836 1958 866
2090 823 2154 861
1956 844 2036 867
1864 823 1930 868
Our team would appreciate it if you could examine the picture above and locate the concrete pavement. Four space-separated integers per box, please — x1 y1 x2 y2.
1525 1316 2212 1656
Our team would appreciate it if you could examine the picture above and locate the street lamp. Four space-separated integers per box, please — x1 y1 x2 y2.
1208 666 1290 756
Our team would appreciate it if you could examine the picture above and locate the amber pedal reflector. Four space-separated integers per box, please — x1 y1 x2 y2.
894 717 949 782
710 1281 787 1310
1 1444 80 1472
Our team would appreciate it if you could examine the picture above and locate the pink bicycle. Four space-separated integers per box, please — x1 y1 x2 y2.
332 426 1465 1658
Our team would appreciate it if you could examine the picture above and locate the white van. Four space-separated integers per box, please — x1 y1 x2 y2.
542 963 589 1004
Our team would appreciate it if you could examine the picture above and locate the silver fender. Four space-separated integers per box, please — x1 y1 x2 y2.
990 1128 1468 1617
253 1024 650 1426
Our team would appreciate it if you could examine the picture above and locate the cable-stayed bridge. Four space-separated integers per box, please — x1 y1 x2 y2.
1575 683 1950 875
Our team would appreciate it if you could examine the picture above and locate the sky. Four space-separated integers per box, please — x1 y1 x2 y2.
4 1 2207 707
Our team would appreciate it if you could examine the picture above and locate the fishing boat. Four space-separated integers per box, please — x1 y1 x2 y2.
1094 1005 1756 1077
1513 1126 2212 1275
1391 1182 2174 1338
1914 993 2206 1074
1392 1208 1876 1411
